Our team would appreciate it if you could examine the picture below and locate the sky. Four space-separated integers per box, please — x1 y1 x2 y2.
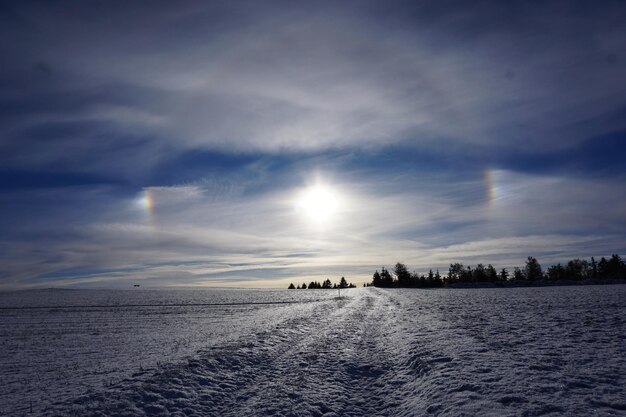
1 0 625 289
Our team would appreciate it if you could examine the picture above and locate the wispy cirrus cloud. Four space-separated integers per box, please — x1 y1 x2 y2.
2 161 625 288
1 1 625 288
1 1 625 176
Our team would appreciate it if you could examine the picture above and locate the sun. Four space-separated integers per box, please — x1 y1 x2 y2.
296 184 339 224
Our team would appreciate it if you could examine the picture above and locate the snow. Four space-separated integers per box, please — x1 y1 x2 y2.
1 285 625 416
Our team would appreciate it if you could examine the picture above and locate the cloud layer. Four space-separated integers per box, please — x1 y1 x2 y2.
0 1 625 287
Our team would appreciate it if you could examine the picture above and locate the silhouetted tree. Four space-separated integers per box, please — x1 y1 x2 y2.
301 282 307 289
368 254 623 290
524 257 542 281
380 267 394 287
606 254 625 278
473 264 487 282
460 266 470 283
424 269 432 287
547 263 566 281
288 283 296 289
597 257 609 278
421 269 443 287
418 274 427 287
590 257 598 279
322 279 333 289
448 263 465 284
372 270 381 287
565 259 588 281
486 264 498 282
339 276 348 288
499 268 509 282
394 262 411 287
512 267 524 281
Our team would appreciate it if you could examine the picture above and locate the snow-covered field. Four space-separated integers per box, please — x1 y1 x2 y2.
1 285 624 416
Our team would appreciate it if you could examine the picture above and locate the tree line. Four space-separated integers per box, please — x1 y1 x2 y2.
370 254 626 288
288 276 357 290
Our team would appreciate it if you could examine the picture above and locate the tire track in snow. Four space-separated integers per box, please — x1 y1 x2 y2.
38 286 626 417
42 289 418 416
224 290 402 416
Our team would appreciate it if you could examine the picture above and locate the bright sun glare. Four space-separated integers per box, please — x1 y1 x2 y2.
296 184 339 224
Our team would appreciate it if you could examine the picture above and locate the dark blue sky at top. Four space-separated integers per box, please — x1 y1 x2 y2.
0 0 625 288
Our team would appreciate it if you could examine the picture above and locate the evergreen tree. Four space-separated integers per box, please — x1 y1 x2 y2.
485 264 498 282
410 271 420 286
368 254 622 290
339 276 348 288
448 263 464 284
597 257 609 278
394 262 411 287
462 266 473 283
524 257 542 281
565 259 588 280
372 270 381 287
591 256 598 279
434 271 443 287
301 282 307 289
380 267 394 287
473 264 487 282
288 283 296 289
416 274 424 287
547 263 565 281
607 254 625 278
513 267 524 281
499 268 509 282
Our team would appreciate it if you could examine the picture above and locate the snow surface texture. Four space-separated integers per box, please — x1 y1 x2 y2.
0 289 335 416
1 286 625 416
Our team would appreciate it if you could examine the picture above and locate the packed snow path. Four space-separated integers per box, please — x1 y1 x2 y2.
26 286 626 415
44 290 407 416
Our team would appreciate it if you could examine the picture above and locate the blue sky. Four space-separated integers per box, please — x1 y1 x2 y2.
1 0 625 288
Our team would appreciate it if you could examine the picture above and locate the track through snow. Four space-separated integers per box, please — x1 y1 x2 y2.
30 286 626 416
45 290 406 416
